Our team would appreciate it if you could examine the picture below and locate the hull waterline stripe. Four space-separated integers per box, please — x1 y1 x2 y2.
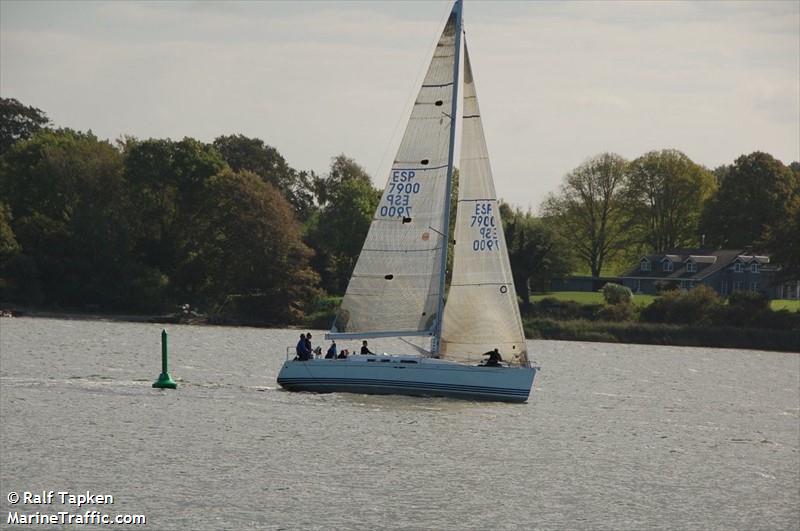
277 382 530 401
276 377 531 397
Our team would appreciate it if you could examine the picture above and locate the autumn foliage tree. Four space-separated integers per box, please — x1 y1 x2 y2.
184 169 320 322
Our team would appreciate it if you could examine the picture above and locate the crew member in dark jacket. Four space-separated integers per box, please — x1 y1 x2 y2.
296 333 311 361
360 340 374 355
325 341 337 359
483 348 502 367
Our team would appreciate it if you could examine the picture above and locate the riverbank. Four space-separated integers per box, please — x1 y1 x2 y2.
4 303 797 353
524 318 799 353
0 305 305 329
0 307 159 323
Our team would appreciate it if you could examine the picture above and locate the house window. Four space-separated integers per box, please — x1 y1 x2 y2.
663 261 673 272
686 262 697 273
721 280 728 295
750 282 759 292
734 262 743 273
733 280 744 292
751 262 760 273
785 283 799 300
640 260 651 272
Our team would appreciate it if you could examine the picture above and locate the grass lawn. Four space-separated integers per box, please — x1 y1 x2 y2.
771 299 800 311
532 292 799 312
531 291 657 307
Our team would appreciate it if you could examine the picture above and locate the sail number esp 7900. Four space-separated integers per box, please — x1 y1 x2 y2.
381 170 420 218
470 201 499 251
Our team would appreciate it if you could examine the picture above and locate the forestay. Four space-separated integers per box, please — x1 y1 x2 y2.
440 43 529 366
330 8 459 337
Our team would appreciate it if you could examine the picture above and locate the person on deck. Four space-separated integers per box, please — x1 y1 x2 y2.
325 341 337 359
483 348 502 367
304 333 313 357
360 340 374 355
337 348 349 359
296 333 311 361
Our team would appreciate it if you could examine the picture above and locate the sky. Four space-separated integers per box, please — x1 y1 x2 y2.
1 0 798 210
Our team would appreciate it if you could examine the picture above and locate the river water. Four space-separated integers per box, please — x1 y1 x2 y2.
0 317 797 530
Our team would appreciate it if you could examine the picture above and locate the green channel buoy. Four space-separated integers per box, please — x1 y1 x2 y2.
152 328 177 389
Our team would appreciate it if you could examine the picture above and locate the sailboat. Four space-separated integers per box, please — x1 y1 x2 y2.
277 0 537 402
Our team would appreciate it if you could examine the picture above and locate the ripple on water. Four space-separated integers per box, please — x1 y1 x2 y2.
1 319 798 530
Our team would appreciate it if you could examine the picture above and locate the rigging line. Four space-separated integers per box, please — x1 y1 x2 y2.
399 338 432 357
457 198 497 202
368 0 456 187
427 225 445 237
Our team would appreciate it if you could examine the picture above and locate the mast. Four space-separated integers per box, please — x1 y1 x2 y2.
431 0 463 355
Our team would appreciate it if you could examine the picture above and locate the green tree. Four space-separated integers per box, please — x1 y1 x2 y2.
123 137 227 292
0 129 144 308
0 98 49 155
0 201 24 298
306 176 380 294
624 149 716 252
762 202 800 281
542 153 628 277
0 201 19 260
212 134 317 220
789 161 800 180
315 154 373 207
700 152 799 249
500 203 573 305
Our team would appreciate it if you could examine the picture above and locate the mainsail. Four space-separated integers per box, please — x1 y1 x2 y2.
440 43 529 366
330 7 460 338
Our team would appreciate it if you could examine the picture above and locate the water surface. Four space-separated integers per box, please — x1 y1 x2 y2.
1 317 798 529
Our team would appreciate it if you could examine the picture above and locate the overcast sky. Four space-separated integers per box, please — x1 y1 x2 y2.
2 0 798 210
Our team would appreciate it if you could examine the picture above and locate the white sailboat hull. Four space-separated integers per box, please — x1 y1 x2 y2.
277 355 536 403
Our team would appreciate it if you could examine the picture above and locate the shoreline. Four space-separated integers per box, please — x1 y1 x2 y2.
0 307 302 329
4 308 797 353
525 317 800 354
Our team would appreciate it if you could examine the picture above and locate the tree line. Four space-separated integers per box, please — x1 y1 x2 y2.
542 150 800 281
0 97 381 322
1 97 797 324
